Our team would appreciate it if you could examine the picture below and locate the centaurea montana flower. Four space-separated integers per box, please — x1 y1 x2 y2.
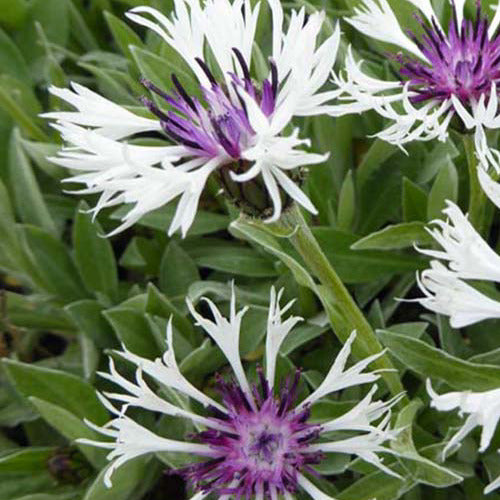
79 288 401 499
329 0 500 171
415 201 500 328
44 0 339 236
427 380 500 494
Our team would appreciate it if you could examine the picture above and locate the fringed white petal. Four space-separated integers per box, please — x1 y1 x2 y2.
321 386 404 433
265 287 303 388
485 457 500 494
417 201 500 282
297 473 340 500
99 358 227 431
202 0 260 83
298 331 384 408
79 414 212 487
346 0 427 60
427 380 500 456
187 283 255 408
43 83 162 140
307 415 400 478
490 1 500 38
126 4 208 85
116 322 226 413
416 261 500 328
478 166 500 211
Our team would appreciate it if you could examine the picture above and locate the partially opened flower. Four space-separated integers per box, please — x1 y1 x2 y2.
329 0 500 166
45 0 339 236
427 380 500 494
415 201 500 327
79 287 401 498
416 261 500 328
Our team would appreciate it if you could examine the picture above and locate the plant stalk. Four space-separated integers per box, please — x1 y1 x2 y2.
270 204 406 399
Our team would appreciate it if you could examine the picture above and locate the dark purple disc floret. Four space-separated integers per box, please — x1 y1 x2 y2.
178 369 323 499
140 50 278 160
399 1 500 104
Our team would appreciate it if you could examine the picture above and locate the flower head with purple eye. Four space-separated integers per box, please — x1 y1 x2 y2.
78 287 402 499
400 1 500 105
44 0 340 237
329 0 500 183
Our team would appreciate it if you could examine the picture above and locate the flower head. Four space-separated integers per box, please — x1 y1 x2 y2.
415 201 500 327
79 287 401 498
427 380 500 494
45 0 338 236
330 0 500 167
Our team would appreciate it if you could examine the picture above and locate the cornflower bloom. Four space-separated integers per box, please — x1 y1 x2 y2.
329 0 500 170
415 201 500 328
427 380 500 494
79 288 401 499
44 0 339 236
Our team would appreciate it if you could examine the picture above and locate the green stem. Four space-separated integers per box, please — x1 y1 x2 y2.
463 134 493 236
271 204 406 400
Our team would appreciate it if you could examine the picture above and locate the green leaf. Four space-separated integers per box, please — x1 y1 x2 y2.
2 359 108 424
356 138 399 190
29 397 107 468
0 27 30 81
427 159 458 220
0 179 32 275
6 292 74 331
187 242 278 277
21 225 88 302
402 177 428 222
0 447 54 474
337 170 356 231
391 400 463 488
145 283 196 342
313 227 428 283
0 87 47 141
378 330 500 391
337 468 414 500
159 242 200 299
351 222 433 250
83 456 160 500
104 11 143 60
14 0 69 66
8 129 55 234
65 300 118 348
103 307 161 358
73 201 118 300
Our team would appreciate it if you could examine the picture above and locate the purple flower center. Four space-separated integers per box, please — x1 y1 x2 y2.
140 50 278 160
399 2 500 104
179 370 323 498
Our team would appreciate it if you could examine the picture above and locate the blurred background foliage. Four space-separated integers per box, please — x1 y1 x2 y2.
1 0 500 499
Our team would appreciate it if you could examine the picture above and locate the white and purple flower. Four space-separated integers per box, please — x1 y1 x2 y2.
329 0 500 170
45 0 339 236
79 287 401 498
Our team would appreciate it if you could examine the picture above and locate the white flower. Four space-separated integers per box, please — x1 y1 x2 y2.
415 201 500 327
427 380 500 494
417 201 500 282
79 286 400 497
329 0 500 168
416 261 500 328
45 0 338 236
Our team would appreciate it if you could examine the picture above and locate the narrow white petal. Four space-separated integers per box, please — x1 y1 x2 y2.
297 474 339 500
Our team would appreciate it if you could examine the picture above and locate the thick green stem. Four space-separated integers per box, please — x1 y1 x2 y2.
463 134 493 236
271 204 406 399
